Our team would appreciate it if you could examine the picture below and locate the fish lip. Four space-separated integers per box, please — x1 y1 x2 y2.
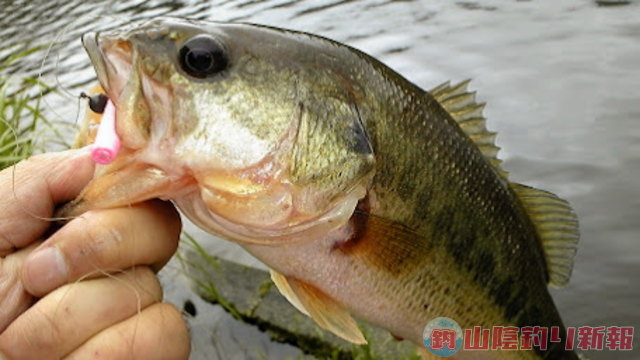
82 31 111 95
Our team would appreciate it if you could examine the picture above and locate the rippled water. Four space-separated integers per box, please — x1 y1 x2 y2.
2 0 639 359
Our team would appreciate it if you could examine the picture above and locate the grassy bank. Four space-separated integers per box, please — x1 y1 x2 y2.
0 45 62 170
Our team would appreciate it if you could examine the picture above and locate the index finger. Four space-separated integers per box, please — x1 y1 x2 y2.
0 149 95 254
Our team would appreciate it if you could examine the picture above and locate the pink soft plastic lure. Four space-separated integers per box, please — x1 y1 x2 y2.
91 100 120 164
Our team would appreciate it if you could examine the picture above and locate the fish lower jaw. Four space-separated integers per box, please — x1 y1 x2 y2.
174 184 366 246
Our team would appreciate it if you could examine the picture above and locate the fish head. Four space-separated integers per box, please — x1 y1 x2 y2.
68 18 375 245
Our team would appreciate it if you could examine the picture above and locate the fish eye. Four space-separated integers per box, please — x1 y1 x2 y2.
178 35 228 79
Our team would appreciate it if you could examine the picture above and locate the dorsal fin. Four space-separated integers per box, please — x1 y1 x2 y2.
510 183 580 288
430 81 580 287
429 80 508 179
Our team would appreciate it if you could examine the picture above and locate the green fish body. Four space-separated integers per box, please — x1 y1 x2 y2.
65 18 580 359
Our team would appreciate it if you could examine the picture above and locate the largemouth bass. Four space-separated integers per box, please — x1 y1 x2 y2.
63 17 580 359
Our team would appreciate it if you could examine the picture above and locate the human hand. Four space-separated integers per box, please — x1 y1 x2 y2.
0 149 190 359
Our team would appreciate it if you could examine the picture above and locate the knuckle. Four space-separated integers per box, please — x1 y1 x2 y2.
1 306 64 358
159 304 191 357
0 231 16 254
70 211 126 273
128 266 163 301
31 306 65 347
134 266 160 287
150 303 190 350
147 200 182 241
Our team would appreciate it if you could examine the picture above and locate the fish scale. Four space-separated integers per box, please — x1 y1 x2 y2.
360 79 577 357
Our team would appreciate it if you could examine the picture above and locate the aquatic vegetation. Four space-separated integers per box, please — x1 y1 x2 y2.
0 45 72 170
0 82 40 169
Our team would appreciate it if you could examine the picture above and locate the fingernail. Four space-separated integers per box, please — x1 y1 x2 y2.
69 145 94 158
0 350 7 360
79 144 94 153
60 146 93 159
23 246 68 295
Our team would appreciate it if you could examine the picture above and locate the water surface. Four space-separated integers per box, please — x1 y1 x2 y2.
1 1 638 359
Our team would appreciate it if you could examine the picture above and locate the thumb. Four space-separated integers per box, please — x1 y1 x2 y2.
0 148 95 254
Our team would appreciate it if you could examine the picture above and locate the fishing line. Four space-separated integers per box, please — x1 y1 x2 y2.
7 13 148 358
41 13 127 129
37 13 120 136
38 17 80 124
52 211 149 348
12 14 99 223
9 163 75 223
50 30 78 101
3 120 73 223
54 266 146 351
48 206 161 359
0 118 24 164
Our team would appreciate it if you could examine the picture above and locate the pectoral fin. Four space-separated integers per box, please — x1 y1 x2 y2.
270 270 367 344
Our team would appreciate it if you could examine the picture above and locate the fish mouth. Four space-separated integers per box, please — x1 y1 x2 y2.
60 31 189 219
82 32 111 95
81 31 135 104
